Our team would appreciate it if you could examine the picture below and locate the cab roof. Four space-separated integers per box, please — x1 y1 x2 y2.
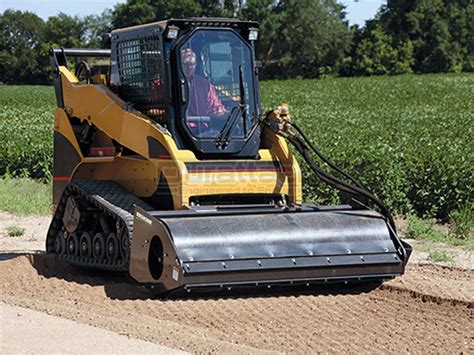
111 17 259 35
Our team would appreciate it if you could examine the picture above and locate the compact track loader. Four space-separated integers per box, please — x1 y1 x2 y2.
47 18 411 294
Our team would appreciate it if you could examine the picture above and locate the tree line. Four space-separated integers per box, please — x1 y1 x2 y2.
1 0 472 84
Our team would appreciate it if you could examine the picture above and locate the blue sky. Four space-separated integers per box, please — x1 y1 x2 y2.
0 0 385 26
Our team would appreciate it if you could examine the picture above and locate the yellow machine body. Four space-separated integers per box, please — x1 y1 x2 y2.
53 66 302 210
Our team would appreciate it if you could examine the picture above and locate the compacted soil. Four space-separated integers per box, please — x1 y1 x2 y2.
0 211 472 353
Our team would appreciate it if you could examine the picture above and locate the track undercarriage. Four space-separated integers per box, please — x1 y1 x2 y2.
46 180 153 271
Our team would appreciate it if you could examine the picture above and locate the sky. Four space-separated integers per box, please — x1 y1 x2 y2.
0 0 386 26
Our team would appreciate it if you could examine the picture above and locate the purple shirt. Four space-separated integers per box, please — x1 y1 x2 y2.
186 74 225 117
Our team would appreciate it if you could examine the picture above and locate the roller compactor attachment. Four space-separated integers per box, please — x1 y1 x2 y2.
129 205 410 293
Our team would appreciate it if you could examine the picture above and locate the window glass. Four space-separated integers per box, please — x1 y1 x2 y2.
179 30 256 139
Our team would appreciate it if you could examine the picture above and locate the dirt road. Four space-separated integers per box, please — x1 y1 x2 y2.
0 211 472 353
0 253 472 353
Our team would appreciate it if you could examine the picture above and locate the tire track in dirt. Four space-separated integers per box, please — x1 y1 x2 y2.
0 253 472 353
386 263 473 303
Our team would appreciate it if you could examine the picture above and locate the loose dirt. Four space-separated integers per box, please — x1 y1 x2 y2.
0 211 473 353
0 254 472 353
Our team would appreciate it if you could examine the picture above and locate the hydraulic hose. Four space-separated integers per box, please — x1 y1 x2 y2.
291 122 365 190
286 133 396 232
262 108 396 231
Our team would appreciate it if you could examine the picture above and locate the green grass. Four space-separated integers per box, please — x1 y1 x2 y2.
6 225 25 237
0 177 51 216
426 249 454 264
416 241 455 264
406 212 473 250
449 202 473 240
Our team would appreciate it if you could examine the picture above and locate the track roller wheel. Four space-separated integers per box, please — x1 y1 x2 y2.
93 233 105 259
106 233 119 261
120 230 129 259
54 231 65 254
79 232 92 257
67 233 79 256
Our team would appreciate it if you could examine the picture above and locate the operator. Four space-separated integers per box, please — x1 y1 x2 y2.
181 48 226 117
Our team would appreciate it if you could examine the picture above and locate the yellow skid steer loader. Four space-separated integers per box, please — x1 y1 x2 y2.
47 18 411 294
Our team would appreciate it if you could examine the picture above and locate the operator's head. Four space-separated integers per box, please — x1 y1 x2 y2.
181 48 196 78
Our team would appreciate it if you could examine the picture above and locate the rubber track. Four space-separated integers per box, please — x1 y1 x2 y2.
46 180 154 271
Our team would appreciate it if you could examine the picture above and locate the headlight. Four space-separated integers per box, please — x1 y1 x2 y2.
166 26 179 39
248 28 259 41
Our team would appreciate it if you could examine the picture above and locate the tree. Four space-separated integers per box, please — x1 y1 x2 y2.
155 0 202 20
350 25 413 76
44 13 88 48
112 0 156 28
112 0 202 28
377 0 473 73
418 15 457 73
0 10 48 84
198 0 226 17
0 10 99 84
445 1 474 71
269 0 351 78
223 0 245 17
242 0 282 66
83 10 113 48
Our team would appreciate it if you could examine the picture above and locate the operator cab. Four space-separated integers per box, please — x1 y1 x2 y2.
109 18 262 158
